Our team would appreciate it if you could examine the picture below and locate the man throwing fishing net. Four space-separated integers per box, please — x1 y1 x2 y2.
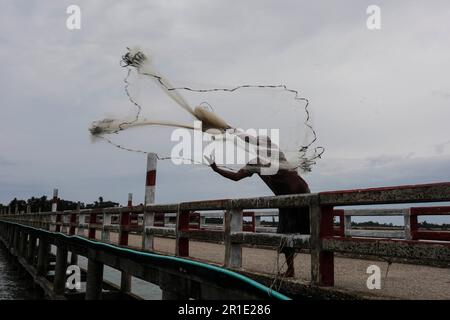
91 48 319 277
205 135 311 278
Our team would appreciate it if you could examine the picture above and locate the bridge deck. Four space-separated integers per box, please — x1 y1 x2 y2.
116 234 449 300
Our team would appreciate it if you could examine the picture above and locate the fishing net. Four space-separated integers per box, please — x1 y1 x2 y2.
89 47 324 173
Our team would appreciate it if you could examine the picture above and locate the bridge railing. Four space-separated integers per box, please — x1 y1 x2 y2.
340 208 409 239
1 182 450 288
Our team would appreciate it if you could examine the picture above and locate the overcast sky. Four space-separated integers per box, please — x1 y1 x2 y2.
1 1 449 223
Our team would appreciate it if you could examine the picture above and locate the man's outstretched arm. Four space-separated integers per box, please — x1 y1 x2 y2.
211 164 252 181
205 155 252 181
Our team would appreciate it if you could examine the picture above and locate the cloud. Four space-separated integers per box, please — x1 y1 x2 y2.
434 141 450 155
0 157 15 166
432 90 450 100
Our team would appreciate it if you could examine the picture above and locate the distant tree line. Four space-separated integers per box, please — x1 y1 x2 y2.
205 218 449 229
348 220 450 229
0 196 119 213
417 220 450 229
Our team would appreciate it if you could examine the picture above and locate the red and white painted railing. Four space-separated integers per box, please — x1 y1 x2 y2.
1 182 450 288
409 206 450 241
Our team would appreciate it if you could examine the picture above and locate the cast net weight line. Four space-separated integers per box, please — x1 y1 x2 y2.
90 47 324 172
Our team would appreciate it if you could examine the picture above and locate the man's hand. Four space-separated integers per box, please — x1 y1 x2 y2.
204 154 218 171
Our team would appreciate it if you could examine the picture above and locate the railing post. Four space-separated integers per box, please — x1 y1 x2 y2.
50 189 59 232
85 249 104 300
54 241 68 295
55 212 62 232
119 196 132 294
49 213 54 230
69 251 78 267
69 207 78 235
224 208 243 268
43 213 48 230
200 215 206 229
251 212 256 232
142 153 157 251
37 212 43 229
34 213 39 228
333 209 345 237
344 214 352 237
160 272 190 300
404 208 412 240
145 153 157 205
51 188 58 212
20 230 28 256
27 233 37 263
102 209 112 242
88 210 97 239
310 195 335 287
142 209 155 251
255 215 261 228
120 273 132 295
13 227 19 254
242 211 255 232
60 213 65 233
37 237 50 276
29 213 34 228
409 208 419 240
77 210 86 237
50 213 57 232
119 208 130 246
16 229 22 254
46 213 52 230
176 209 189 257
69 203 80 266
8 226 14 251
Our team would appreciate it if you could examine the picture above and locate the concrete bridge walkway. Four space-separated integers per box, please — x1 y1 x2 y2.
120 234 450 300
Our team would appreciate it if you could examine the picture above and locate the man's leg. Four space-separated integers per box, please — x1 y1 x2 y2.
284 248 295 277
